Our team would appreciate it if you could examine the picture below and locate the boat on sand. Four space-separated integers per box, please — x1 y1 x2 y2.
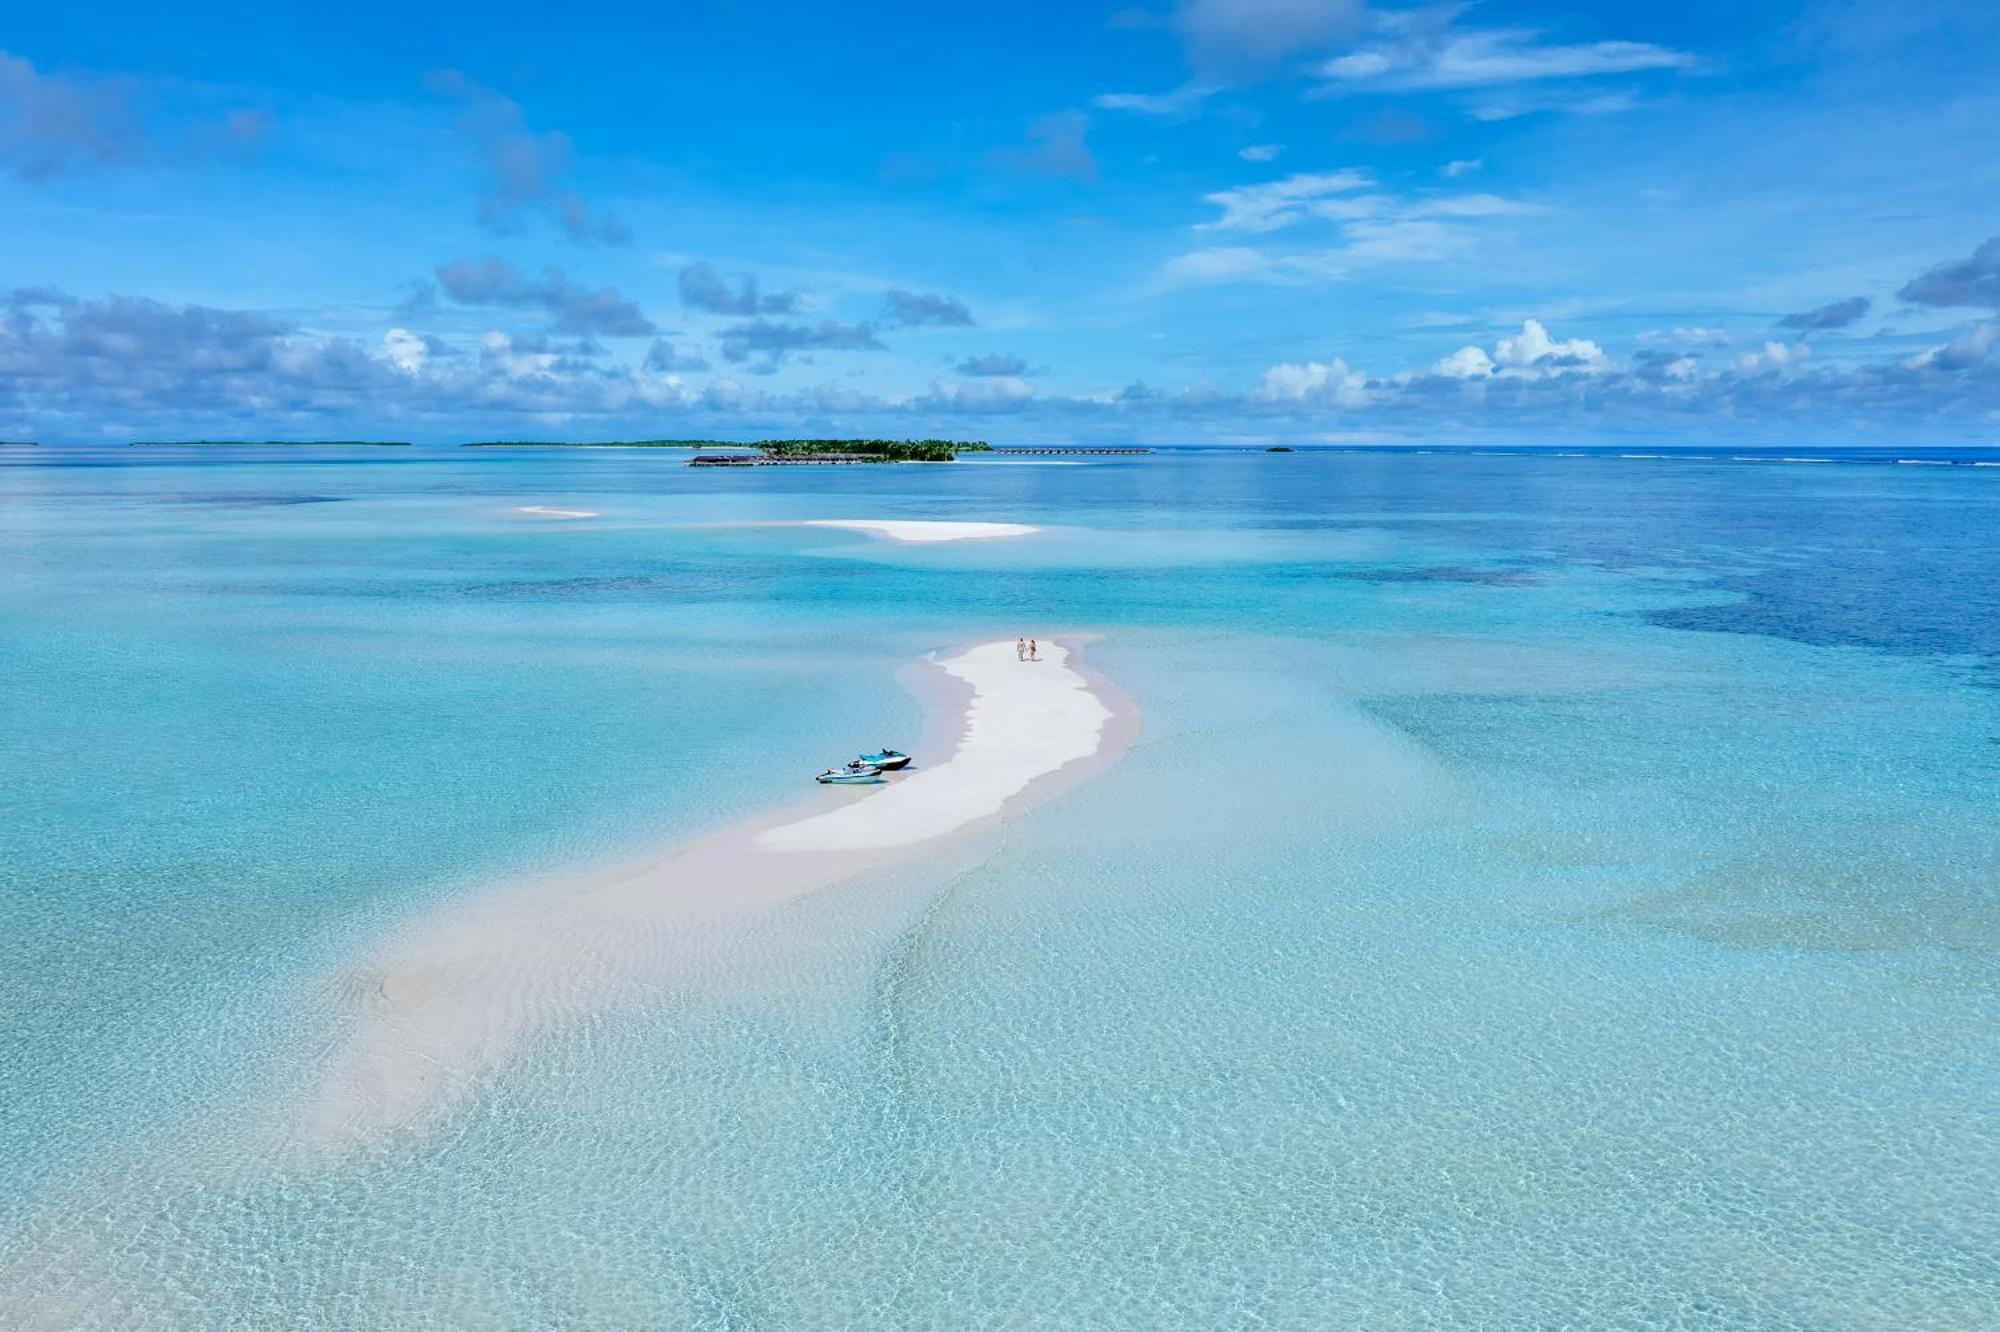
816 762 884 785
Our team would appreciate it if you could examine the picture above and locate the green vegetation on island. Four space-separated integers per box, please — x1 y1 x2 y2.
758 438 990 462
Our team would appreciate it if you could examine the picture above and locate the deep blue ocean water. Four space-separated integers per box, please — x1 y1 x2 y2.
1 444 1995 1328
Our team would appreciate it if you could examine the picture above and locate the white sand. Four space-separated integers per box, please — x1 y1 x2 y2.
762 641 1108 851
801 519 1038 543
294 637 1127 1150
515 505 601 519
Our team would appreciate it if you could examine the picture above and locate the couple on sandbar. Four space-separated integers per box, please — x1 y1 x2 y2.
1015 637 1040 662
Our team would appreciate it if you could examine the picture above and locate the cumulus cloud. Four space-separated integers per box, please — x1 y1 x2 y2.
424 70 628 244
956 353 1030 376
0 48 266 181
1443 158 1482 177
433 256 655 336
0 289 387 426
1431 319 1606 379
1255 357 1370 407
7 285 1997 445
677 262 800 316
1493 319 1606 372
1318 18 1695 92
1172 0 1366 78
1897 234 2000 309
883 289 975 327
1906 322 2000 372
382 328 433 374
716 318 885 366
1432 344 1495 378
1780 296 1870 331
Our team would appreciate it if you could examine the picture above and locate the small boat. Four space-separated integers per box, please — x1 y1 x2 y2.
816 761 884 786
858 749 912 771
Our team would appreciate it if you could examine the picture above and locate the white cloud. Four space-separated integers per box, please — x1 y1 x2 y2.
1735 340 1810 375
1432 344 1494 378
1906 322 2000 372
1194 171 1538 236
1195 169 1374 233
1092 83 1218 117
1239 143 1283 162
1340 218 1466 264
383 328 428 374
1170 172 1541 284
1323 50 1394 79
1318 25 1696 92
1470 89 1642 121
9 287 2000 444
1496 319 1606 372
1162 246 1275 284
1415 192 1539 218
633 370 695 407
1443 158 1483 178
1432 319 1607 379
1637 326 1730 346
477 330 561 379
1255 357 1370 407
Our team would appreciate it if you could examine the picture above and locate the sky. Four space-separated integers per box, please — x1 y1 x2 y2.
3 0 1999 445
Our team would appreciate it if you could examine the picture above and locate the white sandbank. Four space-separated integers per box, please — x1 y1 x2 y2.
801 519 1038 543
762 641 1107 851
295 637 1128 1150
514 505 601 519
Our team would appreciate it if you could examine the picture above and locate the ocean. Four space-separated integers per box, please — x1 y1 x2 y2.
2 443 1995 1328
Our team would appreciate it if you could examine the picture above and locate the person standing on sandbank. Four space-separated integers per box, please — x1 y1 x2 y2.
1029 638 1039 661
1016 637 1027 661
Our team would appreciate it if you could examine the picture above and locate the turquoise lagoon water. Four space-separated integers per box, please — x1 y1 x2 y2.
1 445 1995 1328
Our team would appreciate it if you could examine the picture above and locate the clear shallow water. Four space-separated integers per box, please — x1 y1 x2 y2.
1 445 1996 1328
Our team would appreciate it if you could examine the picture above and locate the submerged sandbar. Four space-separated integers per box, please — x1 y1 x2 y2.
801 519 1039 543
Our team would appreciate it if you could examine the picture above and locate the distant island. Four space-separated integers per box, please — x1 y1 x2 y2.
471 437 994 463
129 446 414 452
763 438 989 462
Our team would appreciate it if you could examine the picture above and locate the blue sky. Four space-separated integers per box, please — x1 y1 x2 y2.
3 0 1998 443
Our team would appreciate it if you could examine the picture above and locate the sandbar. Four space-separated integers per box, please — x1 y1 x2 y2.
515 505 601 519
295 637 1129 1150
800 519 1038 543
